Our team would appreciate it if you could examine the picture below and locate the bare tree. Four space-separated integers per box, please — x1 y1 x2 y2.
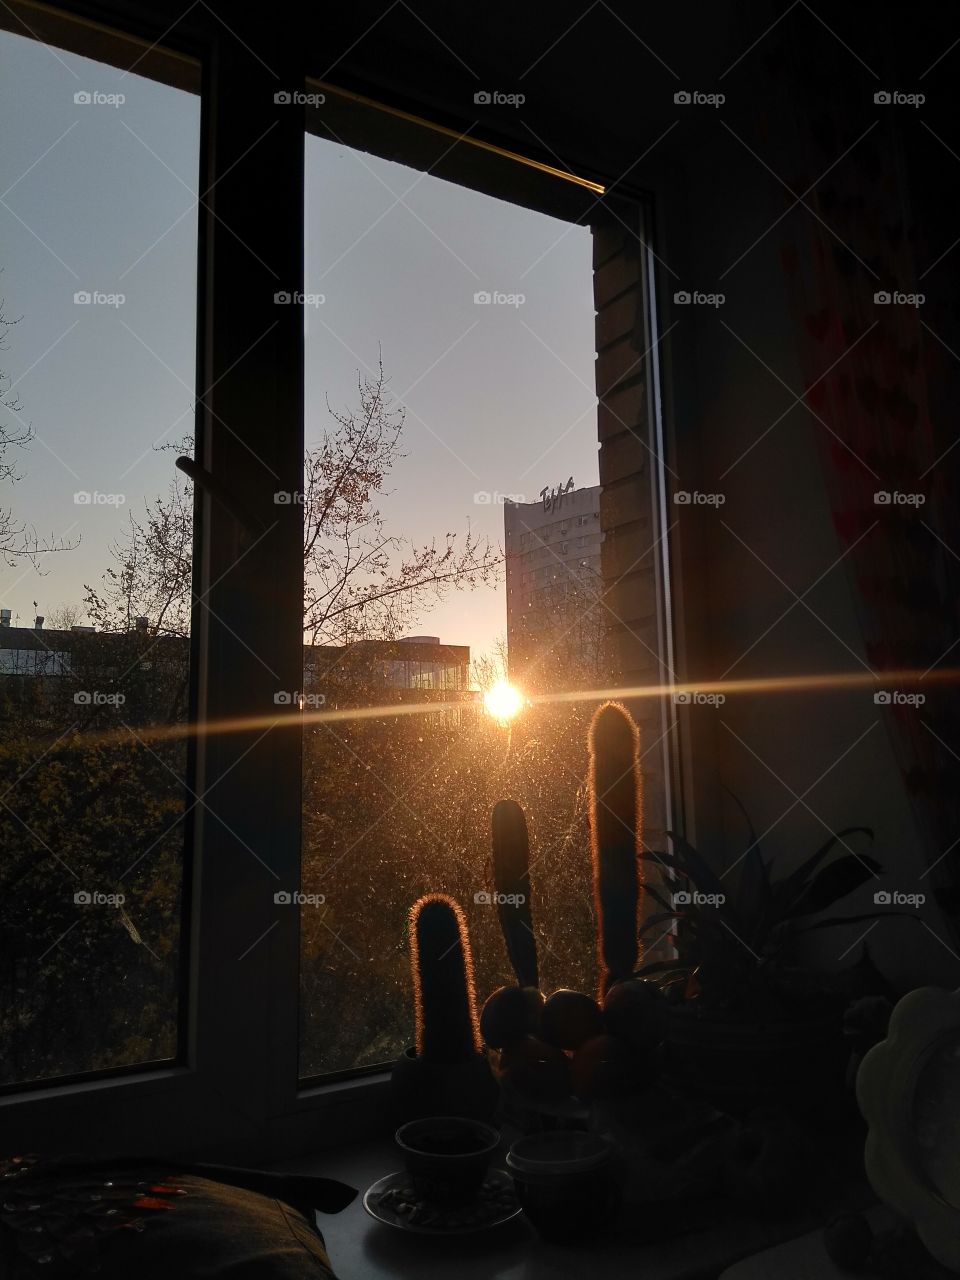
0 294 77 567
85 361 502 638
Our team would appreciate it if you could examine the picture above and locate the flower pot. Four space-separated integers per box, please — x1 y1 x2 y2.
391 1047 499 1125
664 1005 847 1116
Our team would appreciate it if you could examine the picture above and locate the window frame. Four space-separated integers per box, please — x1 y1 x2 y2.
0 0 680 1162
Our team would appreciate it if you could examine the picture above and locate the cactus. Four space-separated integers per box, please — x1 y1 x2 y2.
491 798 539 990
410 893 482 1064
588 701 643 995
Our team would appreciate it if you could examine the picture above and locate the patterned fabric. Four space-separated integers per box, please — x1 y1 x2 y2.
0 1156 348 1278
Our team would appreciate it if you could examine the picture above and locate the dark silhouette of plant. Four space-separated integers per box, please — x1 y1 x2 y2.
588 701 643 996
491 798 538 989
410 893 482 1064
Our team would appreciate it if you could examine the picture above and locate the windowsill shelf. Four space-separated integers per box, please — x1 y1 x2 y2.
281 1136 877 1280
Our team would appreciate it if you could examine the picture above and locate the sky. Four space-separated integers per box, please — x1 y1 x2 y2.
0 29 599 665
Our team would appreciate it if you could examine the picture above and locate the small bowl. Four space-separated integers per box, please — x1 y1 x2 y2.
506 1130 623 1241
395 1115 500 1206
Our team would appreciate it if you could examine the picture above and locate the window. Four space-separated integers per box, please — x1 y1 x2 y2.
297 86 676 1083
0 7 676 1155
0 25 200 1088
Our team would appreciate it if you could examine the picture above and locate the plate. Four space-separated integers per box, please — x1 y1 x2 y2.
362 1168 522 1235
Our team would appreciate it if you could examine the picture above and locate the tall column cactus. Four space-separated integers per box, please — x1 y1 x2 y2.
588 700 643 996
410 893 482 1064
491 798 539 990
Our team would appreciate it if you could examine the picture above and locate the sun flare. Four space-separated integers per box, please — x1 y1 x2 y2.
483 679 524 722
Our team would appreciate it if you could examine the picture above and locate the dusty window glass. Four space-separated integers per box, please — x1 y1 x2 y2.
0 32 199 1084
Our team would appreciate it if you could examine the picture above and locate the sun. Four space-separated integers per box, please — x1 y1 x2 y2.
483 679 524 722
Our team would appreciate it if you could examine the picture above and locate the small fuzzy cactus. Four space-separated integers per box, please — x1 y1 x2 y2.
588 701 643 995
410 893 482 1064
491 798 539 990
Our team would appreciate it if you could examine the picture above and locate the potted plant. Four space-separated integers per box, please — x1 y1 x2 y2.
636 810 906 1114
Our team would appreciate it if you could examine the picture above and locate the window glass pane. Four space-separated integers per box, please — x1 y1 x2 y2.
0 31 199 1084
299 116 671 1078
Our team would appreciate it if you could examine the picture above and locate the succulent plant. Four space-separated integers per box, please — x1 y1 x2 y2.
410 893 482 1064
491 798 539 989
588 701 643 996
636 810 909 1014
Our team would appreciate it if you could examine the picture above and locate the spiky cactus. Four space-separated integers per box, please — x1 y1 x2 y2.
588 701 643 996
410 893 482 1064
491 798 539 990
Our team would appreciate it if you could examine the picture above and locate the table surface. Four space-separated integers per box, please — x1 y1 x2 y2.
285 1137 877 1280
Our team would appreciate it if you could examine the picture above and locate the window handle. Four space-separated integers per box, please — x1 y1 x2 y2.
176 456 268 539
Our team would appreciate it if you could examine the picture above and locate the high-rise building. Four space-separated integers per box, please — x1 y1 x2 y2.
504 483 604 686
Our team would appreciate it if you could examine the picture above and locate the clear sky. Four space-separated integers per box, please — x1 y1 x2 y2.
0 29 598 664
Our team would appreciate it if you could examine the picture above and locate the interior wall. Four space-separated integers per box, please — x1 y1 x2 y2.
648 114 954 989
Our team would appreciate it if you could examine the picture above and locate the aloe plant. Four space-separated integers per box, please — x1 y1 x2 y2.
491 798 539 989
588 701 643 994
636 809 905 1012
409 893 482 1063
